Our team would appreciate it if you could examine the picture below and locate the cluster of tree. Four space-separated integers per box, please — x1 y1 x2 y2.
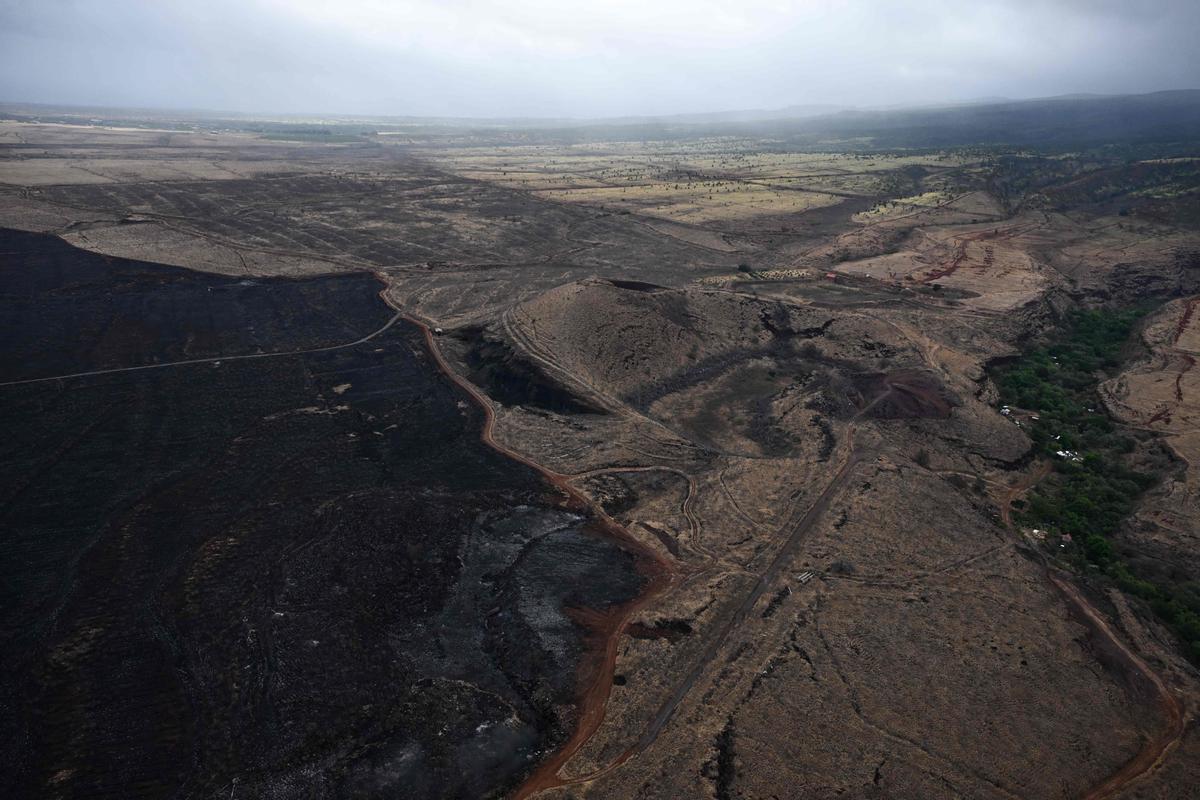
996 308 1200 662
1109 562 1200 663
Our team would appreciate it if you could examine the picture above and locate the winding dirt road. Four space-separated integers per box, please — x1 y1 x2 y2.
513 415 872 796
996 460 1186 799
393 271 878 796
393 268 1187 800
372 283 687 800
1050 573 1185 800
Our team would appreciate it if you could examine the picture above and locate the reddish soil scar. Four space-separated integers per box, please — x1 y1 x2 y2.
372 276 681 800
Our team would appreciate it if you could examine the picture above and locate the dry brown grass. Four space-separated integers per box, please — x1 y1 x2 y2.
419 142 983 224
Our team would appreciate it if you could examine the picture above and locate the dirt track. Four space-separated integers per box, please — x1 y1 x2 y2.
524 408 871 795
997 459 1186 799
391 273 880 797
373 281 686 800
0 310 405 388
1051 573 1186 800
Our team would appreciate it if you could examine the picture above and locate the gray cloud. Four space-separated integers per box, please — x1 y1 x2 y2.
1 0 1197 117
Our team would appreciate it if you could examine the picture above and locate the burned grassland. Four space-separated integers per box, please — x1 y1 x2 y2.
0 229 644 799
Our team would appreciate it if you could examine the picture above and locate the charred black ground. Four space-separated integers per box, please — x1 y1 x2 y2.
458 326 605 415
0 229 644 799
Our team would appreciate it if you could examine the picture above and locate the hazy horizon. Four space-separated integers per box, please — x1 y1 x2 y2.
2 1 1199 119
7 89 1200 126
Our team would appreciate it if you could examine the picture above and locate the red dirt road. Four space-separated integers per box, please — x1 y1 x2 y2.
996 459 1186 800
382 274 1187 800
1050 573 1185 800
373 281 683 800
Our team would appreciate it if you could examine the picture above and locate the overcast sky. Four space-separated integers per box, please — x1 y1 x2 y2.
1 0 1197 118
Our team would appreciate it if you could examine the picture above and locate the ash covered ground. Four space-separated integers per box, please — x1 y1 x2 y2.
0 228 644 799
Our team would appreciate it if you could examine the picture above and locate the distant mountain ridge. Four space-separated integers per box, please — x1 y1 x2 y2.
797 89 1200 147
3 90 1199 148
